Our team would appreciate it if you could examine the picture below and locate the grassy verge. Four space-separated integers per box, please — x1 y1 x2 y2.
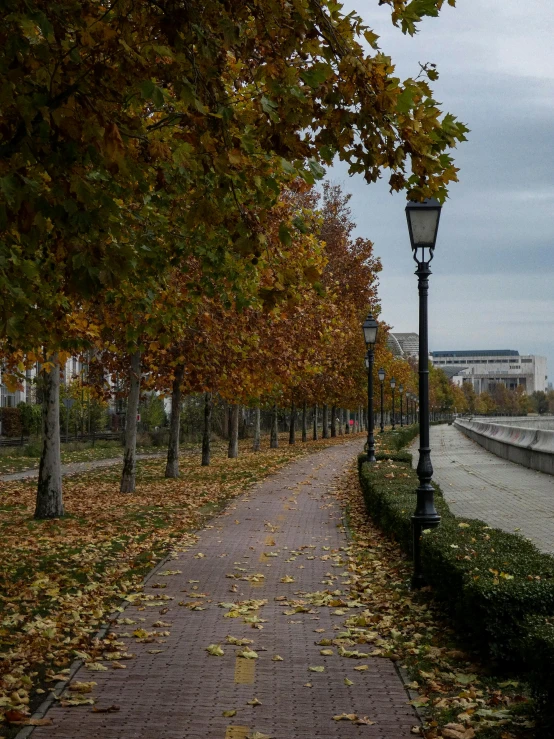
357 428 554 736
0 431 364 727
0 439 163 476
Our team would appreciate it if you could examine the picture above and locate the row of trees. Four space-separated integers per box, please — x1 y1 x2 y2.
0 0 468 518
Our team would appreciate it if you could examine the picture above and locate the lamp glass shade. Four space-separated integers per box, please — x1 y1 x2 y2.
362 313 378 347
399 384 404 393
405 198 441 249
378 367 385 382
390 377 396 389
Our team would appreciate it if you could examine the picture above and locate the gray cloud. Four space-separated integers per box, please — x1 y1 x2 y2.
329 0 554 383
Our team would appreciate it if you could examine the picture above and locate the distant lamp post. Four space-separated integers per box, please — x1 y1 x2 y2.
406 197 442 588
378 367 385 433
399 384 404 427
362 313 379 463
390 377 396 430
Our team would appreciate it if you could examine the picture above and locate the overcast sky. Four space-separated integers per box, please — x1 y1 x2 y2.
330 0 554 384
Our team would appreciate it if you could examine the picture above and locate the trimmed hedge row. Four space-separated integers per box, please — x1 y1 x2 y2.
358 450 554 725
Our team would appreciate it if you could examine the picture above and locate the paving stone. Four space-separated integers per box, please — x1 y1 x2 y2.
410 424 554 553
29 439 418 739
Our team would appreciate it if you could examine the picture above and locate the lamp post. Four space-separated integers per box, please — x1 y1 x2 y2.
378 367 385 433
399 384 404 427
390 377 396 430
406 197 442 588
362 313 379 463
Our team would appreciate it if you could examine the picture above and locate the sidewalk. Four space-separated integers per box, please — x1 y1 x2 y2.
24 439 417 739
410 424 554 554
0 453 164 482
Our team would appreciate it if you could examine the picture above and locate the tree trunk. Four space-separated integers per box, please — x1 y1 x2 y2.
270 403 279 448
165 365 184 478
120 351 141 493
313 404 318 440
302 401 307 442
345 408 350 434
338 408 343 436
322 403 328 439
221 400 229 439
331 405 336 437
35 356 63 519
202 392 212 466
228 404 239 458
289 401 296 444
253 406 261 451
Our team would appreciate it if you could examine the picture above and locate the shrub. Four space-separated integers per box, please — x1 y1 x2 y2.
358 455 554 665
0 407 22 437
522 616 554 731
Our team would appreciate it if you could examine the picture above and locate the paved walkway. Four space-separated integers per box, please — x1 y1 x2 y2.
26 439 417 739
0 453 164 482
410 424 554 554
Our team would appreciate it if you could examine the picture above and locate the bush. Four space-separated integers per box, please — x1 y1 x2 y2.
0 407 22 437
18 402 42 436
522 616 554 731
358 455 554 666
24 440 42 457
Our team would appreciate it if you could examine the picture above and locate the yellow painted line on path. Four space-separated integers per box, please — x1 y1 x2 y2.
234 658 256 684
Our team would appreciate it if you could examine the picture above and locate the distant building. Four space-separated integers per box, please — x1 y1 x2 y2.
387 332 419 358
0 357 87 407
430 350 547 395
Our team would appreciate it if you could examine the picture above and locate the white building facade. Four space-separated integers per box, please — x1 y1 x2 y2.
431 350 547 395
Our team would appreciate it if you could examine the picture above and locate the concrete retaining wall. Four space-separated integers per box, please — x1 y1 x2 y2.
454 418 554 476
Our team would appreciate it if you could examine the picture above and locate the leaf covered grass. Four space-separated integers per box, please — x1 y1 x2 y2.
0 440 164 476
0 431 363 725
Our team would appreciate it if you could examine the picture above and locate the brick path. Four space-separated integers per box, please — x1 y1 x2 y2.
27 439 417 739
410 424 554 554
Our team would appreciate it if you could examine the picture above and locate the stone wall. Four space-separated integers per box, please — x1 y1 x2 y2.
454 418 554 476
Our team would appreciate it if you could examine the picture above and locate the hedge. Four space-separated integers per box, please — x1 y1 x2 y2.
358 447 554 724
522 616 554 730
0 407 23 437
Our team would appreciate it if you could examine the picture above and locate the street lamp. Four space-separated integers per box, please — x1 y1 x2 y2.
362 313 379 463
406 197 442 588
399 384 404 427
378 367 385 433
390 377 396 430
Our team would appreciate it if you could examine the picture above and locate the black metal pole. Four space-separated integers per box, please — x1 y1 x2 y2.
400 393 403 427
379 381 384 433
412 262 441 589
367 350 376 462
391 388 396 430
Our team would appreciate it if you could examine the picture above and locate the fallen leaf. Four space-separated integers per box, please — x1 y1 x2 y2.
92 705 120 713
308 666 324 672
222 710 237 717
206 644 225 656
68 681 96 693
